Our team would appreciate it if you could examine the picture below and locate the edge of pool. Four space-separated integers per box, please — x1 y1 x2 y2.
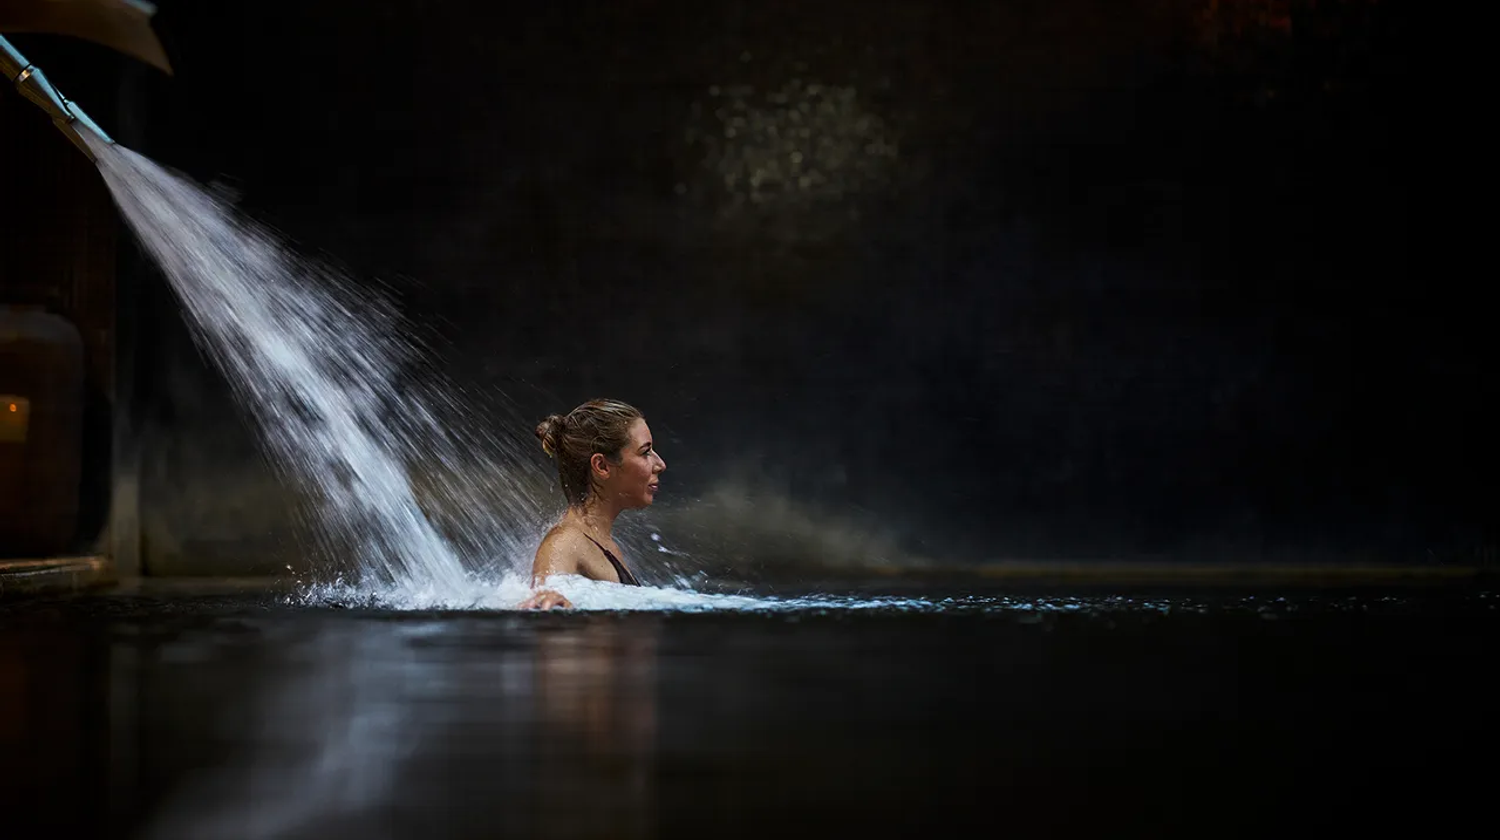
0 556 116 598
891 560 1491 584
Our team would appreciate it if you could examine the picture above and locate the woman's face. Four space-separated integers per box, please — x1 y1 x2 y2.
598 418 666 509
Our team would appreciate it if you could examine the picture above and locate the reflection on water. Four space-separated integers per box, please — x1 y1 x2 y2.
533 619 658 839
0 626 112 837
139 623 447 839
126 617 662 840
0 588 1492 837
0 608 665 840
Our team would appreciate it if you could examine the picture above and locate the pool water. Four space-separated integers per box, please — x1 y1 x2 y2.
1 579 1491 838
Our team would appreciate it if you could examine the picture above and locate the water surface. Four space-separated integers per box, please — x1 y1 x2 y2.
1 579 1489 838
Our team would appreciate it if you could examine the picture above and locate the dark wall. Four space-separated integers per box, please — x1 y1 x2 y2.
17 0 1483 574
0 55 123 560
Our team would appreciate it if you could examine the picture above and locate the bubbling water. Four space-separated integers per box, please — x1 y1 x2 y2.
88 137 557 605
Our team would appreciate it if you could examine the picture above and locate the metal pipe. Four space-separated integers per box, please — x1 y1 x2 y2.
1 34 115 161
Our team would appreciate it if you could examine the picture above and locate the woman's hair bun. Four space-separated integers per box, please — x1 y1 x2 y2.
535 414 566 457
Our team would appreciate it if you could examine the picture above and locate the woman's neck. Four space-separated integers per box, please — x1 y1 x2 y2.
569 497 620 541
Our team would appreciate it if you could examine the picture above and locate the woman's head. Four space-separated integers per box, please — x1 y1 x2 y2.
535 399 666 509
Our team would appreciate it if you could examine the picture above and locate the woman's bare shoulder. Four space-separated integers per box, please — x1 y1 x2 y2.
538 523 594 553
533 525 593 577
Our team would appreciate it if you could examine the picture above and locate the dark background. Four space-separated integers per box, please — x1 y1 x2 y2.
8 0 1481 576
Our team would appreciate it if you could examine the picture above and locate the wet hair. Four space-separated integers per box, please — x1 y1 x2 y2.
535 399 644 506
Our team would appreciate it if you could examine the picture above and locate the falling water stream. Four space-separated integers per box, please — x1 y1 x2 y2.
86 137 556 607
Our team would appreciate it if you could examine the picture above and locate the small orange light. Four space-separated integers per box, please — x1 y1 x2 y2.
7 404 15 413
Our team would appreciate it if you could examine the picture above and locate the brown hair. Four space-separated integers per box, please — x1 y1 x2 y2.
535 399 644 506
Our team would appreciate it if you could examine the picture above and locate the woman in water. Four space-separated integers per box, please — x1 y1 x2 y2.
519 399 666 610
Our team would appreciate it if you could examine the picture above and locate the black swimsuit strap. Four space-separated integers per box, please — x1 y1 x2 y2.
583 535 640 587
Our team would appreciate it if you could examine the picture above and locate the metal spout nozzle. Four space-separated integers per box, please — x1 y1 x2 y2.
1 35 114 161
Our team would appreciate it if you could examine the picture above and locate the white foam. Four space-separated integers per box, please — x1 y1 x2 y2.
286 572 960 613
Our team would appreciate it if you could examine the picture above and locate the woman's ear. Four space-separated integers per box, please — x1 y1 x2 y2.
589 452 611 479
